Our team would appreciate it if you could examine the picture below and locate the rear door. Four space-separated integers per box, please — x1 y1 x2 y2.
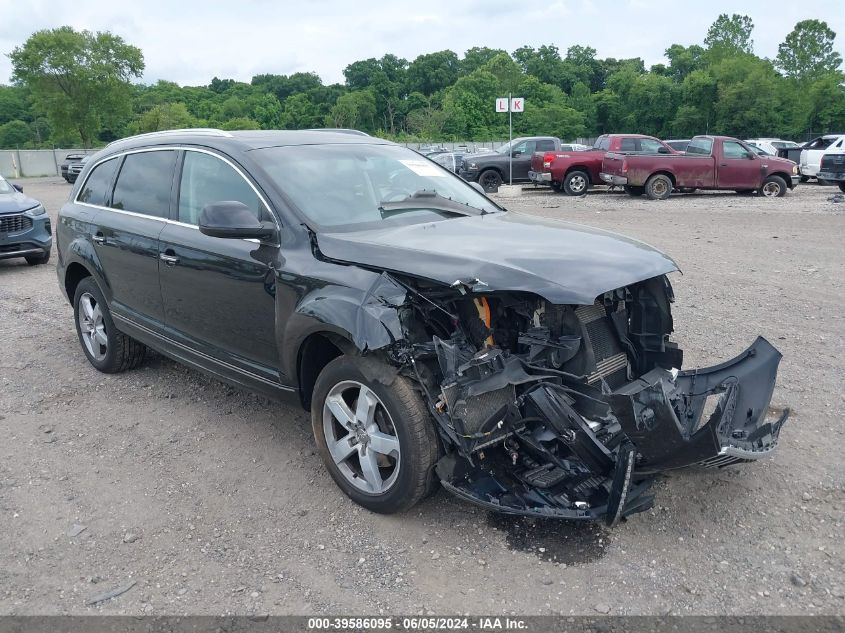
157 148 280 382
90 149 176 330
716 140 763 190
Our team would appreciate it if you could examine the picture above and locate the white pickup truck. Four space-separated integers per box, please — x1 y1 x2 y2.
800 134 845 180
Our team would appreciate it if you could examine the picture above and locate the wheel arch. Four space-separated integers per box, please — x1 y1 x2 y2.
768 171 793 189
564 165 592 182
648 170 677 188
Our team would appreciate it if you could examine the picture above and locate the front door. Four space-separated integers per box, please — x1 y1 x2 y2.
158 149 280 382
509 140 537 181
716 141 762 190
92 150 177 329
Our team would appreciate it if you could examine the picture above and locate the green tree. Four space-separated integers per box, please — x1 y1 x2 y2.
406 51 460 95
9 26 144 146
776 20 843 81
513 45 564 87
326 90 376 131
0 120 32 147
806 73 845 133
135 103 198 133
253 93 283 129
664 44 706 82
220 117 261 130
704 14 754 57
461 47 508 75
0 85 30 125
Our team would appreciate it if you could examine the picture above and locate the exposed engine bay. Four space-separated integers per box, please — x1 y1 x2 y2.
381 272 789 524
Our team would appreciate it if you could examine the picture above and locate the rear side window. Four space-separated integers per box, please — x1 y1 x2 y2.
686 138 713 155
77 157 119 206
620 138 637 151
535 139 556 152
112 150 177 218
178 151 262 225
596 136 610 151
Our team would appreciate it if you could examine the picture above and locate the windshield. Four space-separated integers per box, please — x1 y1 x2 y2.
496 141 516 154
0 176 14 194
254 143 501 230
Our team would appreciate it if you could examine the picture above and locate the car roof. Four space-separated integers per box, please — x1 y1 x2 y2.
103 128 393 155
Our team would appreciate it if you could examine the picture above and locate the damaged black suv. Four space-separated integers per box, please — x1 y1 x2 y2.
56 129 789 523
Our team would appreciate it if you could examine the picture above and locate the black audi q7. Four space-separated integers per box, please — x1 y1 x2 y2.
56 128 788 523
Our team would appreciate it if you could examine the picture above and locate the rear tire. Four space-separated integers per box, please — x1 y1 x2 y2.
839 183 845 193
311 355 439 514
645 174 673 200
624 185 644 197
25 250 51 266
760 175 787 197
73 277 147 373
562 170 590 196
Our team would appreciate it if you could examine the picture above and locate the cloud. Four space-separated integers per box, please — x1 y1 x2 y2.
0 0 843 87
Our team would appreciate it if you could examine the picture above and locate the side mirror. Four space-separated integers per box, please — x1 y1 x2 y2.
658 147 670 154
469 182 486 195
13 184 23 193
198 201 277 241
747 152 757 160
511 151 523 157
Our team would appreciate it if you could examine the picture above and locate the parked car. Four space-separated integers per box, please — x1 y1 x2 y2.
60 153 87 182
530 134 675 196
57 128 788 523
799 134 845 180
459 136 563 191
817 150 845 193
66 156 90 184
601 135 799 199
745 138 800 157
430 151 467 174
0 175 52 265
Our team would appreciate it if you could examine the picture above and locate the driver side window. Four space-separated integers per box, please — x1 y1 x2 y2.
178 151 262 225
723 141 752 160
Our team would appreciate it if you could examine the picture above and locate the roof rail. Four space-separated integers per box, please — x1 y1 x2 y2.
107 128 233 146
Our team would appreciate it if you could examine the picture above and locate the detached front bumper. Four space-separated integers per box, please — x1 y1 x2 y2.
600 172 627 185
528 170 552 184
438 337 787 523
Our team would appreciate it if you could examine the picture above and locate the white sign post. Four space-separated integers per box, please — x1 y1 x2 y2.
495 95 525 185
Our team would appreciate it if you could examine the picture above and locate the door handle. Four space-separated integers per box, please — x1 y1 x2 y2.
159 253 179 266
92 232 106 245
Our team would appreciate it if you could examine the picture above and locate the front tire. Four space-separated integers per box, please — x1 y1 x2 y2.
839 183 845 194
25 250 51 266
478 169 502 193
760 175 787 197
645 174 673 200
73 277 147 373
311 355 439 514
562 170 590 196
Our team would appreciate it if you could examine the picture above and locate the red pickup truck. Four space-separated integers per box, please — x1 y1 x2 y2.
529 134 674 196
600 135 800 199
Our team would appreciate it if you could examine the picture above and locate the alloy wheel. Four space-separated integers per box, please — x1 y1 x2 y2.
569 175 586 193
761 182 782 197
322 381 401 495
78 292 108 361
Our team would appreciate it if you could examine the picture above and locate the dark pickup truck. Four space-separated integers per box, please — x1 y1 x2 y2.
529 134 674 196
459 136 567 191
600 135 800 199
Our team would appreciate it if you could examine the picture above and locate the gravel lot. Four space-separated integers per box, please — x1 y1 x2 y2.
1 178 843 616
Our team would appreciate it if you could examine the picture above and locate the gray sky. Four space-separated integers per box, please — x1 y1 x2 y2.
1 0 843 86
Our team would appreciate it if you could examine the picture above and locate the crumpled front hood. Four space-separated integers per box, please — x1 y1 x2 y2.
316 212 679 304
0 191 40 214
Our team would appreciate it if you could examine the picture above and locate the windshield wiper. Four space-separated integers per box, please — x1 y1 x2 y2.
379 189 488 219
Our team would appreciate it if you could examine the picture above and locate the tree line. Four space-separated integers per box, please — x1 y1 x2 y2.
1 14 843 149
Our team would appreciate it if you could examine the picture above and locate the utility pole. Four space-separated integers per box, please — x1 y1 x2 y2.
508 92 513 185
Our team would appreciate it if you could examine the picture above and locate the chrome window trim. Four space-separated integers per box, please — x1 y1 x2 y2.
74 145 281 246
